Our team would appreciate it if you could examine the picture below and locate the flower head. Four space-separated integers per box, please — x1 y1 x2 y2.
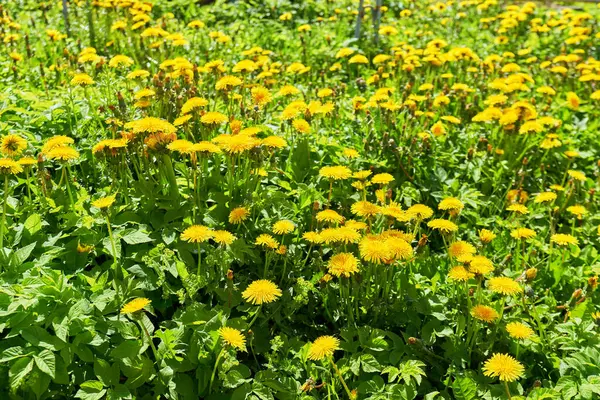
121 298 151 314
219 327 246 351
328 253 360 278
0 134 27 156
488 277 522 296
482 353 525 382
308 336 340 361
229 207 250 224
320 166 352 180
92 195 116 209
471 305 500 323
272 220 295 235
550 233 578 246
242 280 282 305
181 225 214 243
506 322 534 340
0 158 23 175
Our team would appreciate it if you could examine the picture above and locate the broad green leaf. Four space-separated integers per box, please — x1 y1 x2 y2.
9 357 34 391
34 349 56 379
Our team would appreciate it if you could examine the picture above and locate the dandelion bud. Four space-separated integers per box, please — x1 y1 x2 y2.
487 144 493 152
533 380 542 388
408 337 418 345
227 269 234 280
526 268 537 281
572 288 582 299
522 157 528 165
313 201 320 211
588 276 597 290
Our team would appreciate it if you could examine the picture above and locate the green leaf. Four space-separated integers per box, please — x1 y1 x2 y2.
75 380 107 400
360 353 381 373
24 214 43 235
94 358 120 386
0 346 27 363
9 357 34 391
107 384 132 400
13 242 37 265
121 229 153 245
34 349 56 379
452 376 477 400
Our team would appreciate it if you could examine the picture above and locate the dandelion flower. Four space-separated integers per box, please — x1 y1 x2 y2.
0 158 23 175
506 322 534 340
550 233 578 246
308 336 340 361
407 204 434 220
439 197 464 211
534 192 557 203
242 280 282 305
479 229 496 243
272 220 295 235
471 305 500 323
47 147 80 161
507 204 529 215
371 173 394 185
482 353 524 382
469 255 494 275
212 230 236 246
316 210 345 224
448 266 474 282
181 225 214 243
219 327 246 351
71 73 94 86
201 111 228 125
427 219 458 233
255 234 279 249
0 134 27 156
567 205 587 219
488 277 522 295
319 166 352 180
449 241 476 258
327 253 359 278
351 201 381 218
121 298 151 314
92 195 116 209
511 228 536 240
229 207 250 224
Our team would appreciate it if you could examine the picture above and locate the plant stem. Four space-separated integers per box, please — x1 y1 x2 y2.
209 347 226 395
105 214 121 310
247 305 262 330
329 357 353 399
0 176 8 250
504 381 512 400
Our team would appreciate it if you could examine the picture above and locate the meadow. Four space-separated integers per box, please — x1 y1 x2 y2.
0 0 600 399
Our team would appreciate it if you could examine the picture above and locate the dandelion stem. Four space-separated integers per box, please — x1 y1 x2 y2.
504 381 512 400
247 305 262 330
0 176 8 250
209 347 226 395
329 357 353 399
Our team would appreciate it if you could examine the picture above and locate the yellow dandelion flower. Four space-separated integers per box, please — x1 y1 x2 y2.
229 207 250 224
308 336 340 361
92 195 116 209
550 233 578 246
327 253 360 278
272 220 295 235
0 134 27 156
427 219 458 233
0 158 24 175
219 327 246 351
482 353 524 382
471 305 500 323
120 298 151 314
506 322 534 340
448 265 474 282
242 280 282 305
488 277 522 295
319 166 352 180
181 225 214 243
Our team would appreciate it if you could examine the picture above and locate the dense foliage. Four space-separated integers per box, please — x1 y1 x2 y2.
1 0 600 399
